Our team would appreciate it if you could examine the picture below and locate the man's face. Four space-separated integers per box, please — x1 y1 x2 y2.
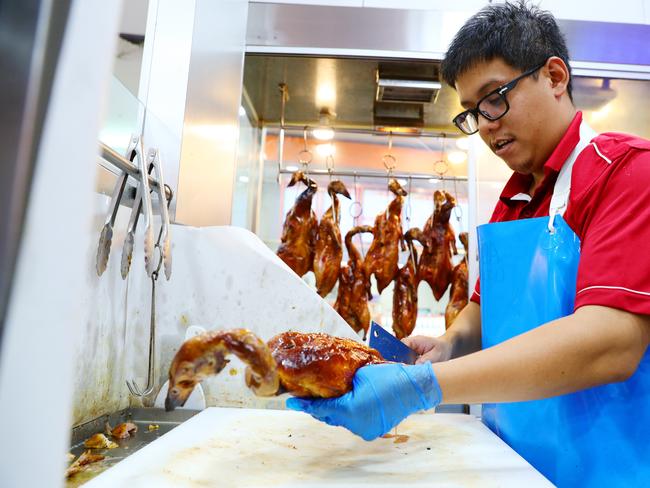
455 58 557 176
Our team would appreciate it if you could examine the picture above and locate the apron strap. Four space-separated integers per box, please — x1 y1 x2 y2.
547 121 599 232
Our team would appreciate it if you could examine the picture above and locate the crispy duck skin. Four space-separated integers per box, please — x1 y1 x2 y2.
445 232 469 329
314 180 351 297
334 225 374 339
165 329 384 410
268 331 383 397
364 179 407 293
277 171 318 277
417 190 458 301
392 228 422 339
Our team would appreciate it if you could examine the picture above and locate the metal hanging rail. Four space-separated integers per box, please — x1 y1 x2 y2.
277 167 467 182
270 123 458 139
100 142 172 201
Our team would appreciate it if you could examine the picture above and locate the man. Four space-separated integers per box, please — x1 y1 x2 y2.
288 2 650 485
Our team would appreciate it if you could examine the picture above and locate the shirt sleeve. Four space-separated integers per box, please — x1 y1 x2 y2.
573 145 650 315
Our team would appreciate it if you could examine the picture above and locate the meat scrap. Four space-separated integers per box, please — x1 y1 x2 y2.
83 433 117 449
111 422 138 439
66 450 105 478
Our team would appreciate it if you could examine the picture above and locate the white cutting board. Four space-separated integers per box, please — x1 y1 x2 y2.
84 408 553 488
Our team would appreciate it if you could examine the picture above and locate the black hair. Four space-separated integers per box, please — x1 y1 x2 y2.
441 1 573 99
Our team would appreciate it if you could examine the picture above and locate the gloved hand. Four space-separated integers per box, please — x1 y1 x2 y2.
286 362 442 441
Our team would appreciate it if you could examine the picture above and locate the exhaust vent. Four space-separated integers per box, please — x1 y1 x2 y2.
373 101 423 132
376 62 441 104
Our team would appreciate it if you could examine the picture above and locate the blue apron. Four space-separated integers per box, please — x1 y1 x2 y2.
477 122 650 486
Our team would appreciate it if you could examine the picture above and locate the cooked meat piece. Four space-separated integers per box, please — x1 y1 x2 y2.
66 451 105 478
165 329 384 410
111 422 138 439
417 190 458 300
314 180 351 297
277 171 318 277
364 179 407 293
166 329 280 410
268 331 383 398
83 433 117 449
392 228 421 339
445 232 469 329
334 225 374 339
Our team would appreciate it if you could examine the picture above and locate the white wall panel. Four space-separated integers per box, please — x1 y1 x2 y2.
644 0 650 23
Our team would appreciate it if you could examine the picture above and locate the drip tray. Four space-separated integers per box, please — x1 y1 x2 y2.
67 408 200 487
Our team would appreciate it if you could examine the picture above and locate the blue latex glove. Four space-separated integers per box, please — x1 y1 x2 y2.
286 362 442 441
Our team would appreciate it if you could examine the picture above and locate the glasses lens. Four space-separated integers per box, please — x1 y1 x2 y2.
478 92 508 120
454 111 479 134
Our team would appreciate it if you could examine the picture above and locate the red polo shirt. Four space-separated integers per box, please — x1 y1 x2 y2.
471 111 650 316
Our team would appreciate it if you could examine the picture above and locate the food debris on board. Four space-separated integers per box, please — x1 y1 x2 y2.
148 424 160 432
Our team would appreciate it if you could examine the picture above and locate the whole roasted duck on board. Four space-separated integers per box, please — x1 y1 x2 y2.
364 178 407 294
313 180 351 297
445 232 469 329
417 190 458 300
277 171 318 277
334 225 374 339
392 228 422 340
165 329 384 410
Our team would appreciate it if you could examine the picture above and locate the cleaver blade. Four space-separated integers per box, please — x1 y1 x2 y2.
368 321 419 364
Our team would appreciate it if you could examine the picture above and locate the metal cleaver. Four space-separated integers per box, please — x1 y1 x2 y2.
368 321 419 364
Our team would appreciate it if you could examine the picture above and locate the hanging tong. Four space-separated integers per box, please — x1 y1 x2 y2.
148 148 172 280
120 161 153 279
136 139 156 277
95 136 139 275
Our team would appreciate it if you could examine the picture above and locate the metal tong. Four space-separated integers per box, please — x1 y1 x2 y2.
125 148 173 398
95 136 139 275
120 146 172 280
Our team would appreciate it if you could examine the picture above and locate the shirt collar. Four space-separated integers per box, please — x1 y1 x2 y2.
500 111 583 203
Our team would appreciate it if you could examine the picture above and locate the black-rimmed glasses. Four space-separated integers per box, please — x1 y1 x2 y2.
452 63 546 135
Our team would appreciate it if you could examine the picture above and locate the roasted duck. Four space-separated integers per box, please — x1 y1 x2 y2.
277 171 318 277
445 232 469 329
165 329 384 410
314 180 351 297
334 225 374 339
364 178 407 294
417 190 458 300
392 228 422 339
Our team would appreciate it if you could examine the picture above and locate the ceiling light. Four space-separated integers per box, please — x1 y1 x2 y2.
238 175 249 183
312 127 335 141
285 165 299 172
447 150 467 165
315 143 335 158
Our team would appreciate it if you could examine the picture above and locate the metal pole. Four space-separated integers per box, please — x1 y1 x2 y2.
277 167 467 182
100 142 172 201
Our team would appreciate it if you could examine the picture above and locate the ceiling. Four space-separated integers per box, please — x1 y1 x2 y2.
243 54 463 133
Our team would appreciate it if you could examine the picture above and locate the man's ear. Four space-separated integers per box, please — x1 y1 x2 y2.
545 56 570 98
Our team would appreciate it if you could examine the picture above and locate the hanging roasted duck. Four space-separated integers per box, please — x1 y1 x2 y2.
445 232 469 329
364 178 407 294
165 329 385 410
277 171 318 277
392 228 422 340
313 180 351 297
334 225 374 339
417 190 458 300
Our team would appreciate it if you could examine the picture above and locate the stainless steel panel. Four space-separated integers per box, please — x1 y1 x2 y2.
175 0 249 226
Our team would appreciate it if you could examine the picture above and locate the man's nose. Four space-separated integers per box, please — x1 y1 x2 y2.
478 114 501 135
